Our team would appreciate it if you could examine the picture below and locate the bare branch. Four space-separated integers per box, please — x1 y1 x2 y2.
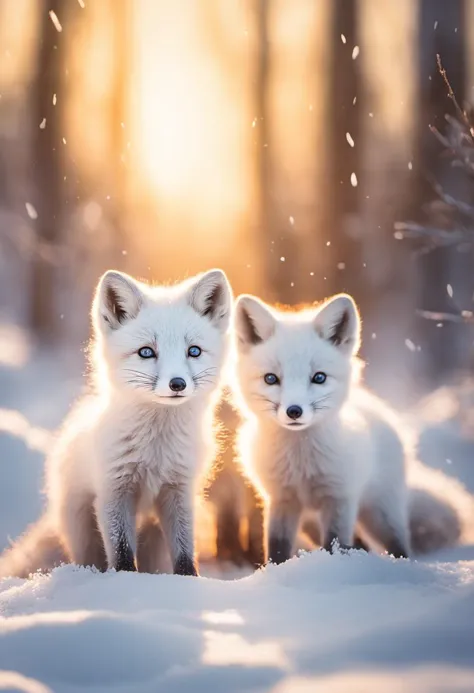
417 309 474 325
436 54 470 129
394 221 471 248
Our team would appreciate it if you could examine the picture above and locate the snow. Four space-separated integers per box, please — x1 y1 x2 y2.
0 552 473 692
48 11 62 33
25 203 38 220
1 346 474 692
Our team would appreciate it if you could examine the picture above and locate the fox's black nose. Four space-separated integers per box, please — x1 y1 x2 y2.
286 405 303 420
169 377 187 392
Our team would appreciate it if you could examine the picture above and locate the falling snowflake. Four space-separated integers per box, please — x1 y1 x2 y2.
289 216 294 225
280 256 285 262
62 137 67 144
405 339 416 352
353 96 357 105
346 132 355 147
252 118 257 128
49 10 62 32
350 172 358 187
337 262 345 270
434 20 438 30
408 161 413 170
39 118 46 129
447 284 453 298
352 46 360 60
77 0 85 7
341 34 346 44
52 93 57 106
371 333 377 340
326 241 331 246
25 202 38 219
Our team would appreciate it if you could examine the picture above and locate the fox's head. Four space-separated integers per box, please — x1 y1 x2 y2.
92 269 232 405
233 293 361 430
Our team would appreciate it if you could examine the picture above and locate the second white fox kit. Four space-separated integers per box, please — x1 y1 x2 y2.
0 268 232 578
233 293 412 563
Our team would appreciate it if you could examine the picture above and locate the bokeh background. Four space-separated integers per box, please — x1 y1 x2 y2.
1 0 474 566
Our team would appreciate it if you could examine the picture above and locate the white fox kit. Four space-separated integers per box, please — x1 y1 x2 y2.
233 293 411 564
1 269 232 578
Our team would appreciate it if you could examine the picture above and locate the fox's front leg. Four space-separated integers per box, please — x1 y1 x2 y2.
267 489 302 565
156 483 198 576
96 484 137 572
320 495 359 553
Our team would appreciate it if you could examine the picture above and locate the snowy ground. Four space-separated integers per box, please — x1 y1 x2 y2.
0 551 474 692
1 335 474 692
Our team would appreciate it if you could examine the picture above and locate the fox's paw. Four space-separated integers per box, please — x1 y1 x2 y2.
174 553 199 577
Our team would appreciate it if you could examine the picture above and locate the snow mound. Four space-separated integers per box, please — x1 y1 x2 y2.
0 550 473 693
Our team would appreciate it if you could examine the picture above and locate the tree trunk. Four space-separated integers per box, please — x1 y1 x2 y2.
326 0 361 300
357 0 419 405
30 1 64 341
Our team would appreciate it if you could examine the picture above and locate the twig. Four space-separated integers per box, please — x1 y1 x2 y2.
431 182 474 221
417 309 474 324
437 54 470 129
394 221 470 247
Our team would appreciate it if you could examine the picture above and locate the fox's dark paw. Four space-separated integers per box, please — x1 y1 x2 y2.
174 553 199 577
353 536 370 552
268 536 292 565
115 555 136 572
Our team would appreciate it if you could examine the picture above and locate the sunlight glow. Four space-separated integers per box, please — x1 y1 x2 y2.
202 609 244 626
0 325 30 368
0 671 52 693
0 409 51 453
134 0 251 224
203 630 289 668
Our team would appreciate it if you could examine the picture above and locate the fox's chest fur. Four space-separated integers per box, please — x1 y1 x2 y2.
53 395 213 516
242 407 371 506
99 403 207 492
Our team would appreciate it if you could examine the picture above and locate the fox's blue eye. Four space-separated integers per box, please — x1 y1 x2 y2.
138 347 156 359
188 345 201 358
312 372 327 384
264 373 279 385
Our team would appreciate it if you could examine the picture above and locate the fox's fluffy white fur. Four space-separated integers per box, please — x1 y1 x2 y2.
232 292 473 563
0 268 232 578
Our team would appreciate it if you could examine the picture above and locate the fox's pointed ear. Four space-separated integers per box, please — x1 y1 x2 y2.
234 295 276 349
314 293 361 355
93 270 143 331
188 269 232 331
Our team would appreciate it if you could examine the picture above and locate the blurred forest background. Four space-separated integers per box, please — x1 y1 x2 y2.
2 0 474 566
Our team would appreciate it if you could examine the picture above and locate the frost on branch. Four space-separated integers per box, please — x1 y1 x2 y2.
395 58 474 324
395 58 474 258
